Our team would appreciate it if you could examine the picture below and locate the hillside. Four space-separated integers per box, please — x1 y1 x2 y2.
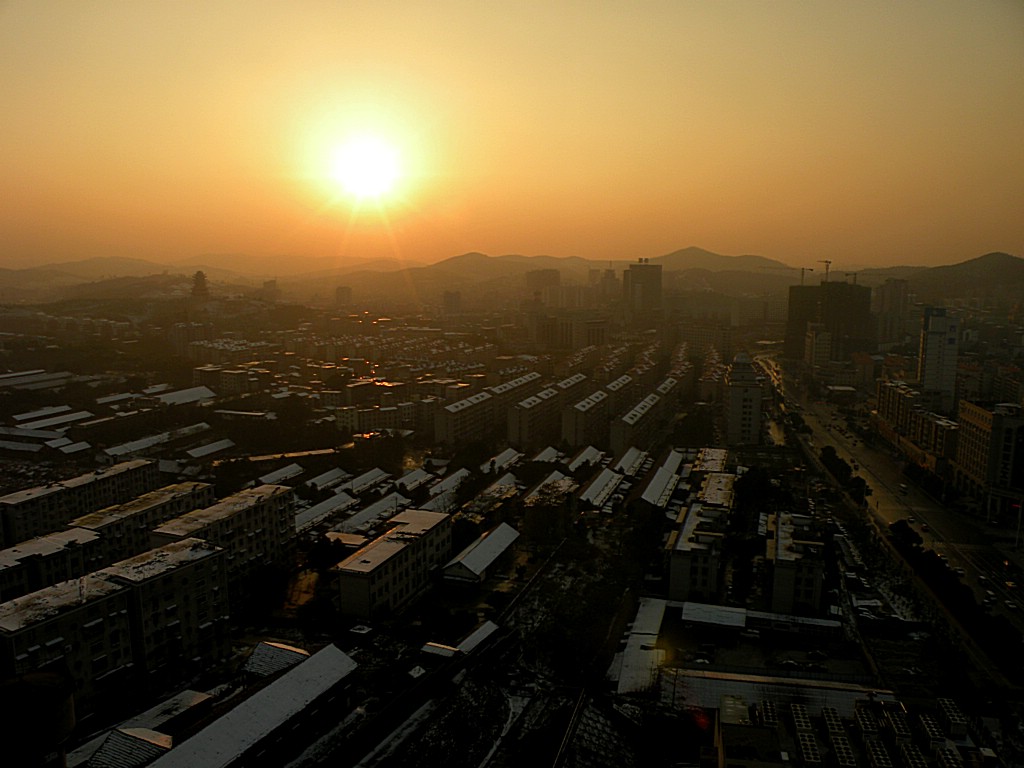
1 248 1020 308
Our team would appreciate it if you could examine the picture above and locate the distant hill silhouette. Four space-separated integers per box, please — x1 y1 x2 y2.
907 252 1024 302
651 246 789 272
0 248 1019 307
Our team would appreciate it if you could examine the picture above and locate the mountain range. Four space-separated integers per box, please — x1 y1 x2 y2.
0 248 1019 308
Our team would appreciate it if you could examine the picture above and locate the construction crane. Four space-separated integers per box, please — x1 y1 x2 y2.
761 266 815 285
817 259 832 282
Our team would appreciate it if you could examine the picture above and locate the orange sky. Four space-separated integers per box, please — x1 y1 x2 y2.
1 1 1022 270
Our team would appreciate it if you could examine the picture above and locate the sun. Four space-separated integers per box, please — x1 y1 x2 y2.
328 136 401 199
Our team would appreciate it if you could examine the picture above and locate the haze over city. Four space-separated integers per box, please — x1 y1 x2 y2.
4 4 1024 767
2 0 1022 269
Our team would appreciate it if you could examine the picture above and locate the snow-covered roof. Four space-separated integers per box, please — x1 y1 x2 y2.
481 447 522 474
148 645 357 768
396 468 433 492
614 597 667 695
336 492 410 533
444 523 519 579
482 471 518 496
306 467 351 491
640 467 678 508
18 410 93 431
339 467 390 495
154 386 216 406
0 440 42 452
579 468 623 507
258 463 303 485
105 423 209 458
187 438 235 459
58 441 91 454
659 448 685 475
458 620 500 653
294 491 357 531
532 446 561 463
12 404 72 422
428 468 470 498
567 445 604 473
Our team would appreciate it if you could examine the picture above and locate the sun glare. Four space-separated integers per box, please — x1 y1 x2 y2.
329 136 400 199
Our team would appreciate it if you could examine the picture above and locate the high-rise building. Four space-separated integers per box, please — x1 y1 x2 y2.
953 401 1024 521
818 281 873 361
784 285 819 360
873 278 909 349
917 307 959 414
622 259 662 326
725 353 763 445
785 281 873 363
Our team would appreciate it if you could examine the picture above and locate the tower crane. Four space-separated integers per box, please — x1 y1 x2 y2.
761 266 815 285
817 259 832 283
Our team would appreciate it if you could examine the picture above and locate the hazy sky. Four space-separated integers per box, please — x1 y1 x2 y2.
2 1 1022 269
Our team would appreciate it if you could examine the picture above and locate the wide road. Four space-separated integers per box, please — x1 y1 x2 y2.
760 359 1024 623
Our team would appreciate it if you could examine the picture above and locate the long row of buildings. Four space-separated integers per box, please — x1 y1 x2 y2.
874 382 1024 520
0 464 297 712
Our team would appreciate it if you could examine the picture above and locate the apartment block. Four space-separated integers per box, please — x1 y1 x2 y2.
98 538 229 692
0 528 103 601
562 390 610 449
435 392 493 445
610 394 661 455
508 388 561 451
665 471 734 601
953 401 1024 520
725 353 763 446
150 485 296 586
0 460 160 547
334 509 451 619
0 575 134 711
665 505 725 602
766 513 825 614
69 482 216 565
604 374 636 413
918 307 959 414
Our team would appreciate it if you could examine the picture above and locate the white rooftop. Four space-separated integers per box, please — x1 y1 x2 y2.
295 490 357 531
641 467 678 508
429 467 470 497
187 438 235 459
154 386 216 406
532 446 561 463
336 492 410 533
340 467 390 495
567 445 604 473
445 523 519 576
614 447 647 476
258 462 303 485
148 645 357 768
18 410 94 431
306 467 351 490
614 597 667 694
579 468 623 507
481 447 522 474
0 574 127 632
100 538 222 583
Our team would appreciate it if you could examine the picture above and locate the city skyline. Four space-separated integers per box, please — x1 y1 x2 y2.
2 1 1022 269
